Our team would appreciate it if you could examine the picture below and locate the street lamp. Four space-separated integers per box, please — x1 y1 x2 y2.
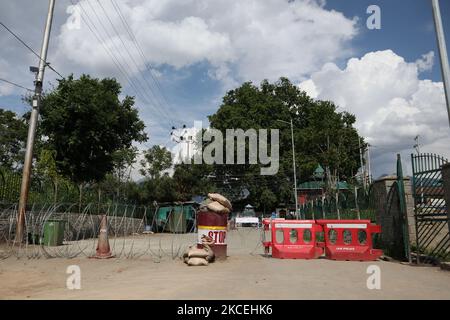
277 119 299 219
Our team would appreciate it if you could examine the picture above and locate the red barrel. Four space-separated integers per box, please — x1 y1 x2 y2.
197 211 228 260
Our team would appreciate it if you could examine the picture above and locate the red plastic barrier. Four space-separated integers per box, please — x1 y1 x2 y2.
262 219 323 259
316 219 382 261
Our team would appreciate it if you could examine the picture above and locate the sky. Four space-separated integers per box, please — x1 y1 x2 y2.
0 0 449 180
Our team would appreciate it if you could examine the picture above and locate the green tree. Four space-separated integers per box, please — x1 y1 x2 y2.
139 175 177 203
39 74 148 184
35 148 61 203
172 162 215 201
0 108 27 170
208 77 363 212
140 145 172 179
112 147 139 183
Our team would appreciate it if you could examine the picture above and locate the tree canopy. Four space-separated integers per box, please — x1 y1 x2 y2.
207 77 364 211
39 74 148 184
140 145 172 179
0 108 27 170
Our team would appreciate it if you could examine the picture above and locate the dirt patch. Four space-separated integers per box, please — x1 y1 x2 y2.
1 230 450 299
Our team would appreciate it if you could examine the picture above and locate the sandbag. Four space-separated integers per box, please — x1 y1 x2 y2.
182 247 190 264
188 257 209 266
199 198 213 212
206 201 230 214
208 193 232 210
204 245 215 262
188 248 209 258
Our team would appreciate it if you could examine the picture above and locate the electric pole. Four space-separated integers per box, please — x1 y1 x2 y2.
414 135 421 154
431 0 450 128
290 118 299 219
366 144 372 185
15 0 56 242
171 125 195 163
277 119 299 218
358 137 366 192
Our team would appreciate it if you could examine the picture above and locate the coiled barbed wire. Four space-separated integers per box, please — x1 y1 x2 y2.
0 203 263 260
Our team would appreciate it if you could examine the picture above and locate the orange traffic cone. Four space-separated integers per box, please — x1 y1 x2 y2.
91 214 114 259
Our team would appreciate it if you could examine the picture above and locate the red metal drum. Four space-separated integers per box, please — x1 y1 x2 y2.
197 211 228 260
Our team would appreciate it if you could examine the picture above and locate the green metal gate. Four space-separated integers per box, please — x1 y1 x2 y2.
411 153 450 263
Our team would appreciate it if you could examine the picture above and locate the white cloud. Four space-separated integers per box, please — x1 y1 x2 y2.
415 51 434 72
0 58 15 96
0 56 31 97
54 0 358 86
299 50 450 177
45 0 360 163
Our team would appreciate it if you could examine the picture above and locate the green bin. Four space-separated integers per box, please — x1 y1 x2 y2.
43 219 66 246
167 206 187 233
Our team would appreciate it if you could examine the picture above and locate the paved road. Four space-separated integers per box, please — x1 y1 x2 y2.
1 230 449 299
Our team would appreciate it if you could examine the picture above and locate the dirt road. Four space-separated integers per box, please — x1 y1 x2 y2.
1 230 449 299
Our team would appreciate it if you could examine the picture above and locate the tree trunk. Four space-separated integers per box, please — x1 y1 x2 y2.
54 178 58 205
98 187 101 215
78 184 83 213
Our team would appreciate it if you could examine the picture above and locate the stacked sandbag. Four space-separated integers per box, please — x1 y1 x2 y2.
199 193 232 214
208 193 232 210
183 235 215 266
187 257 208 266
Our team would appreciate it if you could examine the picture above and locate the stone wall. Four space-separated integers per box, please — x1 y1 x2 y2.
0 211 145 243
372 175 415 260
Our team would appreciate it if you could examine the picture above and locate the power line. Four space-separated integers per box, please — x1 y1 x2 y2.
95 0 180 127
69 0 173 131
0 20 64 78
0 77 34 92
109 0 183 125
72 0 176 130
95 0 173 123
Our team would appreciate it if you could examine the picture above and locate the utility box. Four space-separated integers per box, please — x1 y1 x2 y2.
42 219 66 246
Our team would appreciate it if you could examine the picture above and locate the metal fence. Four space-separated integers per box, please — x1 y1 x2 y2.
0 167 21 204
0 202 262 260
0 167 135 206
299 187 376 221
0 202 194 260
411 153 450 263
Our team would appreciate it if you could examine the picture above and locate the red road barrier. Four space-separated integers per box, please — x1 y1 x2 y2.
262 219 323 259
316 219 382 261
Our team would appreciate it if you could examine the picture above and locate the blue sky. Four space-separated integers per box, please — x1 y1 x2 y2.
324 0 450 81
1 0 450 178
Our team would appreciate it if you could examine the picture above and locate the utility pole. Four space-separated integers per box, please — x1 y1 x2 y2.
414 135 425 204
171 125 194 163
414 135 421 154
277 119 299 218
366 144 372 185
15 0 56 242
358 137 366 192
290 118 299 219
431 0 450 127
